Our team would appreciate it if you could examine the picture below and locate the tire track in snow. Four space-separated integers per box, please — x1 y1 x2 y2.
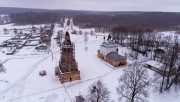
10 83 23 102
65 60 127 88
0 49 60 96
9 85 19 102
15 82 25 102
62 84 72 102
5 61 125 101
1 55 44 65
3 34 121 101
6 86 64 101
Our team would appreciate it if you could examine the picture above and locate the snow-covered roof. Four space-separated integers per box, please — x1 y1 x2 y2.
106 52 126 61
144 60 164 68
36 43 47 47
26 40 39 45
100 42 117 48
1 47 16 53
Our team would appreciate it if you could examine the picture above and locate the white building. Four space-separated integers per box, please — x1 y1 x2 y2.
98 40 127 67
99 42 118 56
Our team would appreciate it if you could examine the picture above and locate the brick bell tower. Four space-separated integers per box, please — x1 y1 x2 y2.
56 31 80 83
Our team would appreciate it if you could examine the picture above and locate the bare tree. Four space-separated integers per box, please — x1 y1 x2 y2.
39 26 44 33
86 80 111 102
156 35 179 92
14 28 18 35
0 61 5 73
84 33 88 44
90 30 94 36
117 62 149 102
151 34 180 93
3 28 9 34
67 19 71 26
79 30 83 35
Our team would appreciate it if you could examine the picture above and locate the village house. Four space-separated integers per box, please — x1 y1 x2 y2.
55 31 80 83
35 43 47 50
1 47 16 55
97 35 127 67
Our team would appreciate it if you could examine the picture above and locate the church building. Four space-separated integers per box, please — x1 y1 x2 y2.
97 35 127 67
55 31 80 83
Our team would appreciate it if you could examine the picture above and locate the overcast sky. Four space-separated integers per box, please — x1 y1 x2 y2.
0 0 180 12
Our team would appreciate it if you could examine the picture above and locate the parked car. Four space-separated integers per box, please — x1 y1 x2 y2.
39 70 47 76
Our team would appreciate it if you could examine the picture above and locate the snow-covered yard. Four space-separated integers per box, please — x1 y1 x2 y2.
0 23 180 102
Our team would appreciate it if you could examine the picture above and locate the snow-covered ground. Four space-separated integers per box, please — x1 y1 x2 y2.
0 23 180 102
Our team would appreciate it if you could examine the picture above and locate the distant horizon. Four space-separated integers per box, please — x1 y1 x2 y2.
0 0 180 12
0 6 180 13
